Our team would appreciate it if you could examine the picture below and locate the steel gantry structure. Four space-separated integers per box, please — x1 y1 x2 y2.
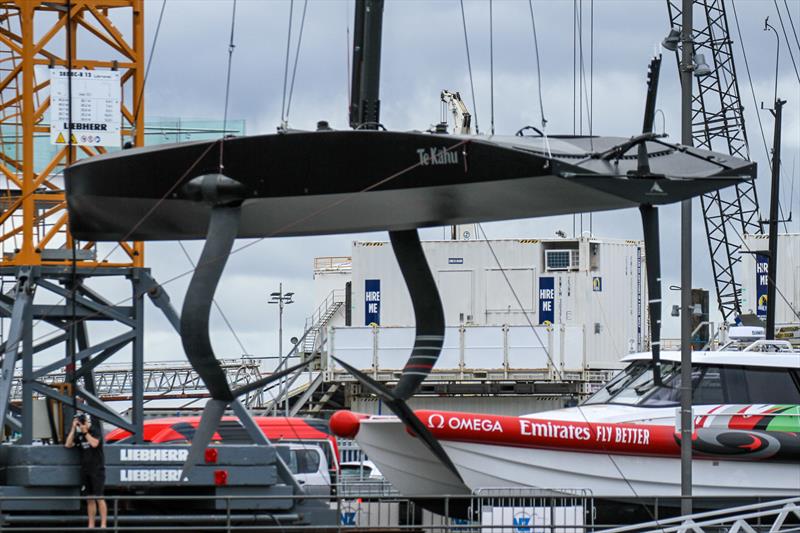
0 0 161 444
666 0 762 322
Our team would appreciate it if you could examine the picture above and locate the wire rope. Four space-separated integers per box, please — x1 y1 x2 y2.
132 0 167 136
280 0 295 128
784 0 800 58
730 3 774 182
219 0 238 171
489 0 495 135
526 0 549 156
459 0 480 134
285 0 309 122
773 0 800 83
346 1 351 112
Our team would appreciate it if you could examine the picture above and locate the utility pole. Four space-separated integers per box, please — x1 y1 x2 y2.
764 18 786 341
679 0 694 517
765 99 785 340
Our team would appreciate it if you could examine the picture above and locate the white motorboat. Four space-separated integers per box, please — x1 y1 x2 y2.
331 346 800 497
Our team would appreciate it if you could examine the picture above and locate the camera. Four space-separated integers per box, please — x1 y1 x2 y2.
75 414 86 425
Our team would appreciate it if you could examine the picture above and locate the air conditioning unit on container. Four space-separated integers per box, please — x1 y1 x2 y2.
545 249 579 271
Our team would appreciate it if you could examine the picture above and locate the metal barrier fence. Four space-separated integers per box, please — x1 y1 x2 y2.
0 491 794 532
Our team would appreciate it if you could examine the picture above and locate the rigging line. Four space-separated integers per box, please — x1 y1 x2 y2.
589 0 593 146
285 0 309 121
577 0 582 135
459 0 480 134
219 0 238 172
730 2 772 172
489 0 494 135
177 241 249 356
577 0 593 138
784 0 800 59
132 0 167 135
346 1 351 112
572 0 576 134
526 0 549 156
773 0 800 83
280 0 295 128
476 223 665 529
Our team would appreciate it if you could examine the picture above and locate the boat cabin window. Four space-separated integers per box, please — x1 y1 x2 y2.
584 361 800 406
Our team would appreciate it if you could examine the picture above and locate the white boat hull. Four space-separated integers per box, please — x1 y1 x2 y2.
356 418 470 496
357 418 800 498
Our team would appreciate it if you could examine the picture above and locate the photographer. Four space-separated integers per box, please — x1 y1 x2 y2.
65 413 107 529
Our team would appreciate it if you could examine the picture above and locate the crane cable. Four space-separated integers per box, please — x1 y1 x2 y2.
280 0 294 130
285 0 309 123
131 0 167 137
773 0 800 83
219 0 238 171
489 0 495 135
527 0 550 157
784 0 800 57
731 0 792 233
459 0 480 135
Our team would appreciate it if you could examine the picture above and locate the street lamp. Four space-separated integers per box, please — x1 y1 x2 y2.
661 28 713 78
269 283 294 415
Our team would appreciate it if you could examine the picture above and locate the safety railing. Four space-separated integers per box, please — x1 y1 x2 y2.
0 491 791 532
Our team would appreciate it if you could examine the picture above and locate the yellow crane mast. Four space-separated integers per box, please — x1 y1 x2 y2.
0 0 144 268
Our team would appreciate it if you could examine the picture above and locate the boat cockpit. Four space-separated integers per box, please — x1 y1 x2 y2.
584 353 800 408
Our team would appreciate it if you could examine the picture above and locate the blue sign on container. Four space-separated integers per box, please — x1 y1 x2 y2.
756 254 769 318
539 276 555 324
365 279 381 325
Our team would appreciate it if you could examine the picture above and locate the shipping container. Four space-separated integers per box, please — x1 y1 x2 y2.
311 237 649 372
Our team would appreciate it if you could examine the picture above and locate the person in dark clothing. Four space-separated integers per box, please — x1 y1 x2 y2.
65 413 107 529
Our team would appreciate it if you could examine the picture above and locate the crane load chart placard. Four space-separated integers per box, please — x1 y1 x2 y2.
49 68 121 147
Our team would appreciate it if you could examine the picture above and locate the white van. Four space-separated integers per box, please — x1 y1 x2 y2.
276 443 331 495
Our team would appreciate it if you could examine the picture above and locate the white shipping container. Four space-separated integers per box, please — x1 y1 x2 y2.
346 237 648 368
740 233 800 325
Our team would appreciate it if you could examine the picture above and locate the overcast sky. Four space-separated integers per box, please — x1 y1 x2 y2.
81 0 800 369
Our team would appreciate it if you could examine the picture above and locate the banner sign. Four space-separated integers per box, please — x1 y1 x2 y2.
50 68 121 147
538 277 555 324
364 279 381 325
413 409 799 461
756 254 769 318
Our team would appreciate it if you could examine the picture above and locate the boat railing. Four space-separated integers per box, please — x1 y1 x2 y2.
742 339 795 352
601 495 800 533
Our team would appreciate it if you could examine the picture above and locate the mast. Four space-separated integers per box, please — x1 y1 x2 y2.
349 0 385 129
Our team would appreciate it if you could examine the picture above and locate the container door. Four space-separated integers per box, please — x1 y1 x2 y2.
438 270 473 325
485 268 535 325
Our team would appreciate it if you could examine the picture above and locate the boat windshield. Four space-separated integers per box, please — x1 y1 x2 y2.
583 360 800 406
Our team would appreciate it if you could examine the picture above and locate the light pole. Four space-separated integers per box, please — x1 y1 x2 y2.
662 4 712 515
269 283 294 415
